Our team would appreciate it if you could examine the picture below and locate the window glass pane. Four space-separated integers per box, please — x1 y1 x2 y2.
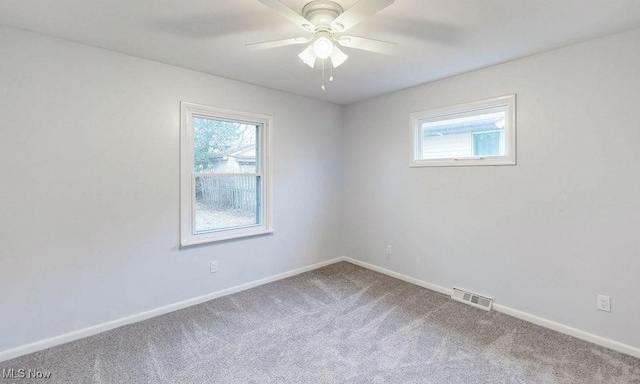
473 131 502 156
193 117 258 173
420 111 506 159
194 175 259 233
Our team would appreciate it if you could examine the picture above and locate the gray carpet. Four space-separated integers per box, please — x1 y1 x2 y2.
2 261 639 383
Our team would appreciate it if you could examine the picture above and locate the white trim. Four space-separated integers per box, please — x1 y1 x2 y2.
491 304 640 359
180 229 274 246
194 172 262 178
4 256 638 362
344 257 450 296
0 257 347 363
409 94 517 167
341 257 640 359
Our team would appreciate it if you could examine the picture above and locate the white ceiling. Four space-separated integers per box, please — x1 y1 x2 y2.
1 0 640 105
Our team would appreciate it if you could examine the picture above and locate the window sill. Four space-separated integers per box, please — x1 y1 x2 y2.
180 228 274 247
410 156 516 167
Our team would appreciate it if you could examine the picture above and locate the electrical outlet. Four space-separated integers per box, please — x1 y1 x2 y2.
386 245 393 255
597 294 611 312
210 261 219 274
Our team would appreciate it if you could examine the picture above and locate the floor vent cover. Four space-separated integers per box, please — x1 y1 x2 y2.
451 288 493 311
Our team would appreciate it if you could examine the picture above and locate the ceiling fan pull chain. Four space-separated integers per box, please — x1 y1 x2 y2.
321 59 326 91
330 62 334 82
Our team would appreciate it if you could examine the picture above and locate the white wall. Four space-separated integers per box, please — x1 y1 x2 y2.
2 23 640 356
343 28 640 349
0 26 344 352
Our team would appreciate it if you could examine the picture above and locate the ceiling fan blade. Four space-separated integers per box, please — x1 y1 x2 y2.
246 37 311 51
330 0 394 32
337 35 398 54
257 0 316 31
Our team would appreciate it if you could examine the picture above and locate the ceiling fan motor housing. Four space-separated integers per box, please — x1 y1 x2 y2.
302 0 344 30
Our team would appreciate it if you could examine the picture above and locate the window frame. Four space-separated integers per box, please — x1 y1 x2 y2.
180 102 273 246
409 94 516 167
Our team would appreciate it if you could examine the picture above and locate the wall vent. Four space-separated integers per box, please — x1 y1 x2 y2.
451 288 493 311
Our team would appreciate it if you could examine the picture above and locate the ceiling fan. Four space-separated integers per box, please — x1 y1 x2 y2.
247 0 398 89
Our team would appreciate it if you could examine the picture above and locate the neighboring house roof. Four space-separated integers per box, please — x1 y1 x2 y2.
226 144 256 160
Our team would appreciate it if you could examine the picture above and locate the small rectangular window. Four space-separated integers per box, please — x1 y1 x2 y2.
410 95 516 167
181 102 272 246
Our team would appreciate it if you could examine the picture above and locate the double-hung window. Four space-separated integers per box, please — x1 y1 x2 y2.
180 102 272 246
410 94 516 167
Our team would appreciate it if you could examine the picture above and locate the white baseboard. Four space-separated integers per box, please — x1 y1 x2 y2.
345 257 452 296
3 256 638 362
491 304 640 359
342 257 640 359
0 257 347 363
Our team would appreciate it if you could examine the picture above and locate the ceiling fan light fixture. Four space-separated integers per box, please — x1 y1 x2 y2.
313 36 334 59
298 45 317 68
329 45 348 68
